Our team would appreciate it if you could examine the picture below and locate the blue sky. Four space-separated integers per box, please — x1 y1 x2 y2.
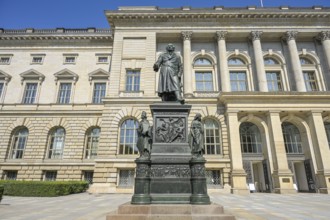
1 0 330 29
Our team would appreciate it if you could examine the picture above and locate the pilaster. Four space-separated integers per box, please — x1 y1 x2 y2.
307 111 330 194
266 111 296 194
216 31 230 92
283 31 306 92
181 31 193 97
226 111 249 194
250 31 268 92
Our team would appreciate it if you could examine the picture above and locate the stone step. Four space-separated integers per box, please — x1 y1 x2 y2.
107 214 236 220
107 202 236 220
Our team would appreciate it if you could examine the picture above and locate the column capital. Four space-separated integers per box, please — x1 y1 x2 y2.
216 31 228 41
181 31 193 41
283 31 299 42
249 31 263 41
317 31 330 42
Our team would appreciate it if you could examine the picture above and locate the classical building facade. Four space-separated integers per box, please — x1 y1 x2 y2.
1 6 330 194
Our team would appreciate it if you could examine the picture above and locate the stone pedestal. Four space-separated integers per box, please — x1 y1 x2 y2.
131 102 210 204
107 202 236 220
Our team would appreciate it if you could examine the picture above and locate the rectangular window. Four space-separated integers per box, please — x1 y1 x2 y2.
125 70 140 92
57 83 72 104
92 83 106 104
0 82 4 98
195 72 213 91
205 170 222 188
98 57 108 63
6 171 17 180
32 57 43 64
44 171 57 181
303 71 318 91
23 83 38 104
83 171 94 184
230 72 247 91
65 57 76 63
0 57 10 64
266 72 282 91
118 169 135 188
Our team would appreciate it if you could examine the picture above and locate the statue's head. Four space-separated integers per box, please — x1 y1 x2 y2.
194 113 202 121
166 43 175 52
141 111 147 119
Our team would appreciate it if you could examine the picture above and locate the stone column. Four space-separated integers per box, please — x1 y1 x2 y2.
226 111 249 194
307 111 330 194
216 31 230 92
181 31 193 97
283 31 306 92
250 31 268 92
318 31 330 73
267 111 296 194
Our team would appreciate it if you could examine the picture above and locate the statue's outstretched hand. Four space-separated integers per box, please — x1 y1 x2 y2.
153 64 159 72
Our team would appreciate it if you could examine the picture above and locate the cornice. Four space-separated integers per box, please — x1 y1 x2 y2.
0 28 113 41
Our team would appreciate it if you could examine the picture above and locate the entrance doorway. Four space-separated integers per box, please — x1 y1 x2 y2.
289 160 316 192
243 160 271 192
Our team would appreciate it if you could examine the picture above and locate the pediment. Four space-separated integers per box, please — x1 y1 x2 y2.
88 68 110 81
19 69 45 81
0 70 12 82
54 68 79 82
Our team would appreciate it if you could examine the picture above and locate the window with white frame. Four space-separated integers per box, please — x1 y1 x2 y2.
303 71 318 91
0 55 12 65
300 56 321 92
31 54 45 64
206 170 222 188
0 70 11 102
203 118 221 155
92 83 106 104
57 83 72 104
193 58 214 92
85 127 100 159
44 171 57 181
324 123 330 148
240 122 262 154
118 169 135 187
22 83 38 104
119 119 139 155
266 72 282 92
9 127 28 159
125 70 140 92
48 127 65 159
228 57 248 91
96 53 111 64
63 54 78 64
282 122 303 154
5 170 17 180
0 82 3 99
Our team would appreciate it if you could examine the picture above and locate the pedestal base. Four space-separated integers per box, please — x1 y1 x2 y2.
107 202 236 220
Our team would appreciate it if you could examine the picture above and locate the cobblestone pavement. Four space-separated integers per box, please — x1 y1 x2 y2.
1 193 330 220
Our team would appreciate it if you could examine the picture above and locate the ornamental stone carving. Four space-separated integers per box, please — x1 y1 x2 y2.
136 163 150 178
249 31 263 41
318 31 330 42
181 31 193 41
190 163 206 177
283 31 299 41
216 31 228 41
150 165 191 178
155 117 185 143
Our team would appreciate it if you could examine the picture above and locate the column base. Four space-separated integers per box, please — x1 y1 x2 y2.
273 188 297 194
272 170 296 194
231 169 250 195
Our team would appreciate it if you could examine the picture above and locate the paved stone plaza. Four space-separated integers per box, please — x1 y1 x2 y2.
0 193 329 220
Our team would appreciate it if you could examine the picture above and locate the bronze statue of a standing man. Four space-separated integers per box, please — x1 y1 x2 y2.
153 44 185 104
137 111 152 158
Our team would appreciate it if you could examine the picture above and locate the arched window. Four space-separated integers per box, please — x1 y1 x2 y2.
282 122 302 154
264 56 284 91
119 119 139 155
300 56 319 91
203 118 221 155
85 127 100 159
228 57 248 91
239 122 262 154
324 123 330 148
48 127 65 159
193 58 214 91
10 127 28 159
